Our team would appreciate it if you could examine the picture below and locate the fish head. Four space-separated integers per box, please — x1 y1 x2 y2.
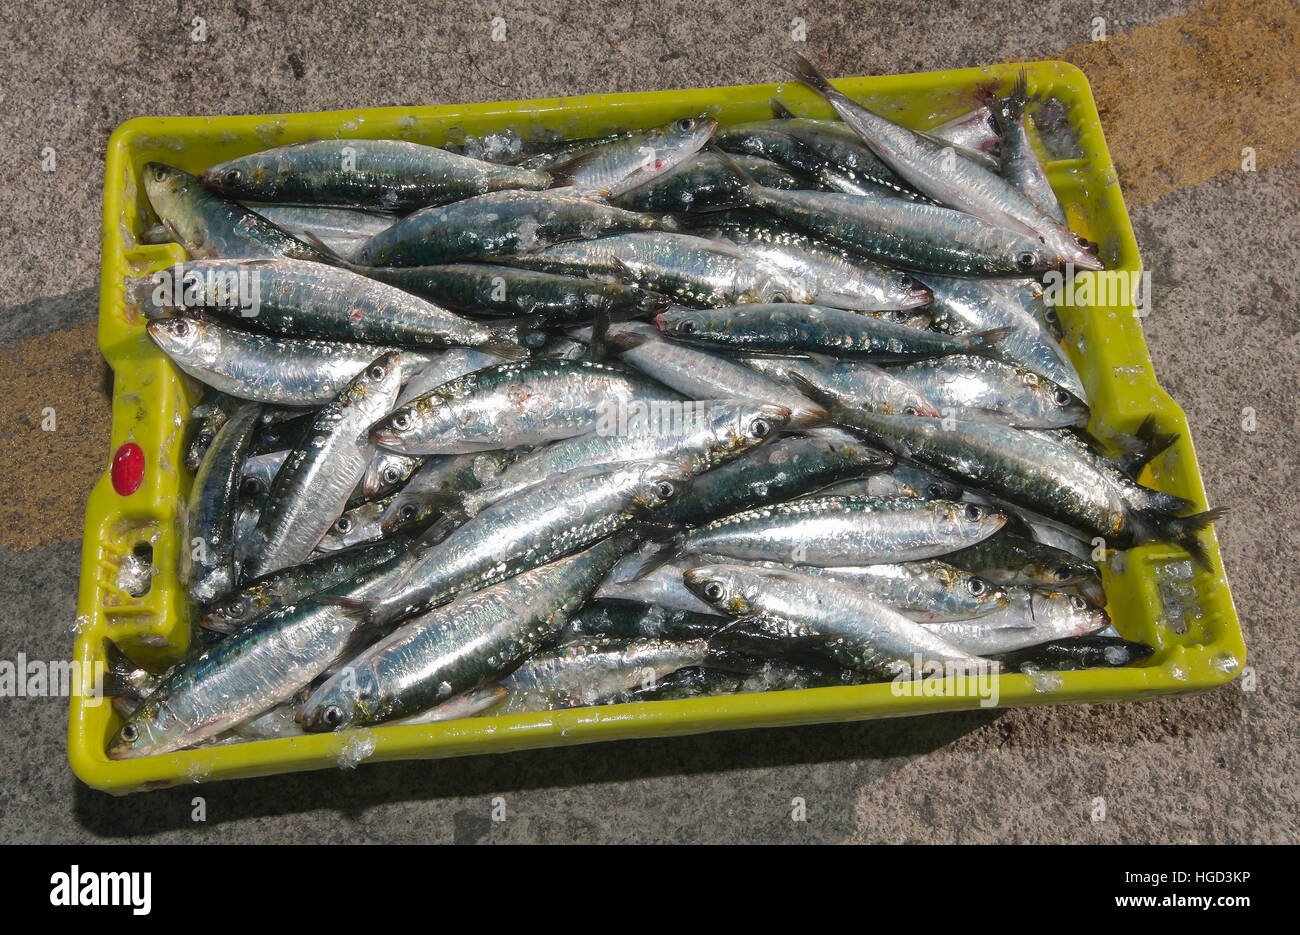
704 399 792 453
106 700 185 760
878 306 934 330
379 495 432 538
147 316 212 364
1002 234 1062 276
341 352 404 417
623 459 694 511
199 589 266 634
937 565 1010 614
368 393 449 455
893 275 935 311
1018 368 1090 427
201 153 274 200
362 451 417 498
943 500 1007 541
653 307 716 341
1030 590 1110 637
682 564 762 617
299 670 380 733
142 162 198 225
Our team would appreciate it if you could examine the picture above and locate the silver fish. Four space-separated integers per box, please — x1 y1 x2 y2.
368 358 685 455
300 536 633 730
677 495 1006 565
922 589 1109 654
147 317 433 407
788 54 1100 270
242 353 402 578
683 563 989 676
502 231 814 307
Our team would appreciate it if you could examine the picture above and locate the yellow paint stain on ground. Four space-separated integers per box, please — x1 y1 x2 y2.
0 322 111 552
1062 0 1298 206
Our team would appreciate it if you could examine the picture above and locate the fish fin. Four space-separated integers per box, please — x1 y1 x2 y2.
1137 506 1227 572
607 331 651 355
1007 68 1030 122
965 326 1017 359
315 594 383 626
786 52 839 98
543 150 604 188
911 129 1002 171
768 97 797 119
586 307 611 362
605 255 641 282
1115 414 1179 478
417 511 469 546
482 326 532 362
783 370 834 407
100 639 147 700
296 230 349 267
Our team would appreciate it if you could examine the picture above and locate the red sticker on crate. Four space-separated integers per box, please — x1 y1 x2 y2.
111 443 145 496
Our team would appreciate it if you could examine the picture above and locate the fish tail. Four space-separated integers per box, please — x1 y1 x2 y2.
1115 414 1179 478
787 52 837 99
768 96 797 119
1005 67 1029 123
1137 506 1227 572
100 638 146 700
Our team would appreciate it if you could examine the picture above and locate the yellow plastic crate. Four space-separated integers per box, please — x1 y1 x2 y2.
70 61 1244 793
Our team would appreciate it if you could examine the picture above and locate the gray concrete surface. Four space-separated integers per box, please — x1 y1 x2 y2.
0 0 1295 843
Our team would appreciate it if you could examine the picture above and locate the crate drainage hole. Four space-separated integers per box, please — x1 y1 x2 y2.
116 543 155 598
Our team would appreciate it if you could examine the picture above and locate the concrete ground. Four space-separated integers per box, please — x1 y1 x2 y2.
1 0 1296 843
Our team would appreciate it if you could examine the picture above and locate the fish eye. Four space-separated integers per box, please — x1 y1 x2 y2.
903 406 920 416
1016 252 1037 271
228 598 247 616
390 411 413 432
150 165 166 180
748 418 772 439
119 723 138 743
367 363 387 381
967 577 987 596
399 504 418 521
240 477 264 497
221 169 241 186
769 291 789 303
382 465 401 484
964 504 983 521
1069 595 1087 610
926 484 944 498
321 706 344 727
676 118 694 132
334 516 353 534
655 481 676 500
678 319 697 334
1045 309 1060 324
703 581 725 601
170 318 192 336
1054 565 1075 581
1053 389 1072 406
